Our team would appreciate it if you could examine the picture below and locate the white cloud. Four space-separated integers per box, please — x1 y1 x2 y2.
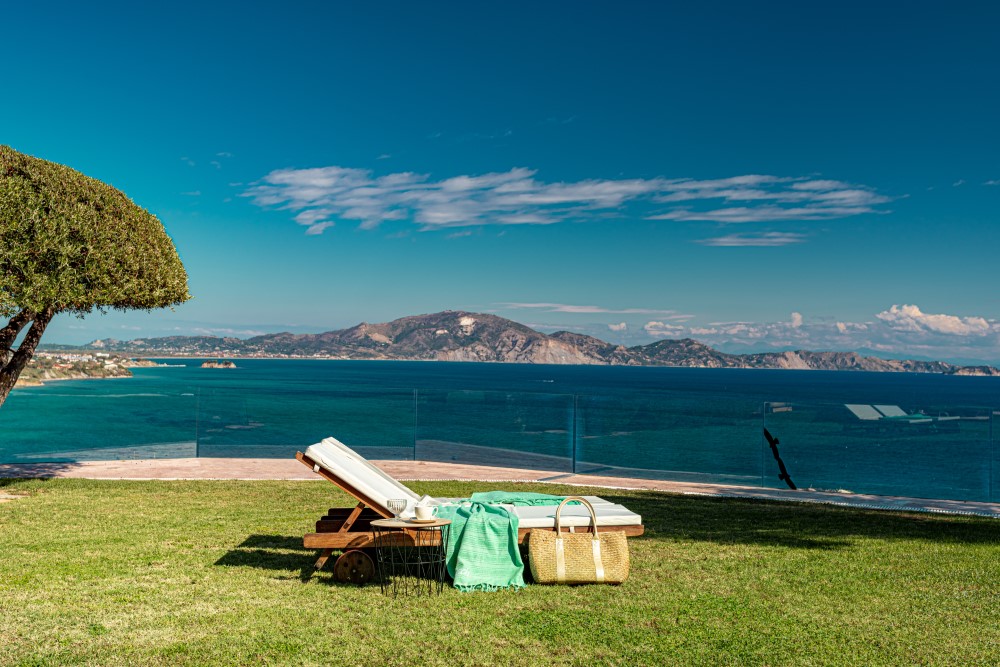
644 321 686 337
244 166 890 234
875 304 991 336
985 179 1000 186
609 322 627 332
499 302 691 317
657 205 881 223
636 304 1000 364
305 222 335 235
698 232 806 246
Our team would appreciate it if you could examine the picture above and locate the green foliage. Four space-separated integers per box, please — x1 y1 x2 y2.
0 145 189 317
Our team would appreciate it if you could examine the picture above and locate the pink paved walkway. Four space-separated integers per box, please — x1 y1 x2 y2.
1 457 998 518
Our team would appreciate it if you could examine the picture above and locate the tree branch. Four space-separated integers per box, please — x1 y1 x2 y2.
0 308 35 368
0 307 55 408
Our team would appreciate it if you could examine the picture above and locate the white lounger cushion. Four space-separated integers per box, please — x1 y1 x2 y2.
305 438 422 515
304 437 636 522
511 503 642 528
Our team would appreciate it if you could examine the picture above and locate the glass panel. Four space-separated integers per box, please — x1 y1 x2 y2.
0 383 197 463
575 392 763 485
764 401 994 501
992 410 1000 503
415 390 574 472
195 388 417 459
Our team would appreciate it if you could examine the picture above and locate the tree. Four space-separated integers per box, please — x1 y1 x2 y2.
0 146 190 406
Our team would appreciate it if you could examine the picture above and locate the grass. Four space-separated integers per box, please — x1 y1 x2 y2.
1 479 999 666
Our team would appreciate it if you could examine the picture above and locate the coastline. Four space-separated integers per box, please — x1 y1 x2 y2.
106 354 1000 376
14 374 133 390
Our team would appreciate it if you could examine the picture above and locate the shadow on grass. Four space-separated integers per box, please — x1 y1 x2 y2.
600 490 1000 550
215 534 349 584
215 534 316 582
0 461 83 488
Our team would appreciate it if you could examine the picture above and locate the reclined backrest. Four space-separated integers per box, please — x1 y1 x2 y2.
305 437 421 512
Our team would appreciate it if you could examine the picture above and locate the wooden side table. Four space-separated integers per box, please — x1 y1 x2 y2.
370 518 451 596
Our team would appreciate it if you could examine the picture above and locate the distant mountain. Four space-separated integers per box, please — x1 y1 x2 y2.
64 310 1000 375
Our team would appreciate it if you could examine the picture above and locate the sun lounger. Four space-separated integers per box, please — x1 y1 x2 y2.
295 437 644 575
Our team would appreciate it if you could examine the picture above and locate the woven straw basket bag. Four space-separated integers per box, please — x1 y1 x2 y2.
528 496 630 585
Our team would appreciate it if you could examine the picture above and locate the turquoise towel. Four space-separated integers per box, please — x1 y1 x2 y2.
436 491 568 592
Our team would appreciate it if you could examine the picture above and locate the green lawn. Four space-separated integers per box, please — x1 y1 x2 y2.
1 479 999 666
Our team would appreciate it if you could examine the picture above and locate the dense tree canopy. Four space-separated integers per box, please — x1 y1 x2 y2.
0 145 190 405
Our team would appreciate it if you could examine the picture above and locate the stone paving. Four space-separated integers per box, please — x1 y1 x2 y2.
1 457 999 518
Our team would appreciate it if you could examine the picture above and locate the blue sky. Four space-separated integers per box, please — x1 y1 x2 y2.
3 2 999 362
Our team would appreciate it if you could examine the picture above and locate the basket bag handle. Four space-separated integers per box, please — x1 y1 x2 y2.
553 496 604 583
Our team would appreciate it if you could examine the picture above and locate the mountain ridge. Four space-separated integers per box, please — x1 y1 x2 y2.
56 310 1000 375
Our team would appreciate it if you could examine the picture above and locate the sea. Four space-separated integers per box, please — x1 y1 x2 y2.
2 359 999 502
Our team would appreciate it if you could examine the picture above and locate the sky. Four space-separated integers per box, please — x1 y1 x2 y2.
2 1 999 363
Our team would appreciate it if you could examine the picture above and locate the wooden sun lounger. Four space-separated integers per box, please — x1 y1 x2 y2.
296 450 645 575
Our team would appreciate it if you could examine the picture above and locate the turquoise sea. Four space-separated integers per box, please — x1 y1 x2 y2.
1 360 999 502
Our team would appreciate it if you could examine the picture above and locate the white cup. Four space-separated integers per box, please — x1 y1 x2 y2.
414 505 437 521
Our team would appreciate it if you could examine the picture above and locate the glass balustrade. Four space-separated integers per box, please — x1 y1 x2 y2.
1 379 998 503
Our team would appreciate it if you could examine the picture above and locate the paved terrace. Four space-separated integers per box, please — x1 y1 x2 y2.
2 457 999 518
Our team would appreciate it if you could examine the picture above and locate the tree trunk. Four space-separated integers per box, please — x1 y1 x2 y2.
0 307 55 408
0 308 35 367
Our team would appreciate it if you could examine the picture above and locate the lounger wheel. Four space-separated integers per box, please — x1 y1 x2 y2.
333 549 375 585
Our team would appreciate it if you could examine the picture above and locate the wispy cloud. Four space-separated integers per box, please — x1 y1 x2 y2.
498 302 692 317
190 326 268 337
180 157 195 167
243 166 891 235
953 179 966 187
697 232 806 246
180 190 201 196
985 179 1000 186
647 176 889 223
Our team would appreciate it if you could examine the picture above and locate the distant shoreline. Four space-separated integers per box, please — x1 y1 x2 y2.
31 350 1000 376
113 355 999 376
